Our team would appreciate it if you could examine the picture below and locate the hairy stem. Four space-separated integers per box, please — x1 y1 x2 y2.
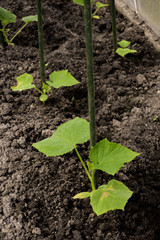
36 0 45 85
110 0 117 54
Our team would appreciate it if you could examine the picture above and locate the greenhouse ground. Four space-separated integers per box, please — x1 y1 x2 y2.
0 0 160 239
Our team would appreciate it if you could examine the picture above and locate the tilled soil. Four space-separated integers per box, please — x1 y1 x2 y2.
0 0 160 239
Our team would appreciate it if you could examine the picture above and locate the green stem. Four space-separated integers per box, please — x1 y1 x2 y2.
35 86 43 94
10 23 27 43
36 0 45 85
75 147 91 180
110 0 117 54
0 28 10 45
0 22 8 47
75 147 95 191
84 0 97 147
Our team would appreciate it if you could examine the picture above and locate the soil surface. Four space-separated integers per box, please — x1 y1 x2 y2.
0 0 160 239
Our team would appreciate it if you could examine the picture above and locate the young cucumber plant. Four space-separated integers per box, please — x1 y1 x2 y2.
116 40 137 57
72 0 109 19
0 6 37 46
11 70 79 103
33 117 140 216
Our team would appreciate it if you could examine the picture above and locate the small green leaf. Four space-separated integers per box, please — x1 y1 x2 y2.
92 15 100 19
32 117 90 156
72 0 84 6
118 40 131 48
40 94 48 102
73 192 90 199
22 15 38 24
0 7 16 24
47 70 80 89
116 48 137 57
89 138 140 175
42 82 51 94
11 73 35 91
90 179 133 216
96 2 109 9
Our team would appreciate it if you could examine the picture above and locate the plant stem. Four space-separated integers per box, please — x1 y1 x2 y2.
36 0 45 85
10 23 27 43
0 22 8 47
84 0 97 147
74 147 95 191
110 0 117 54
34 86 43 94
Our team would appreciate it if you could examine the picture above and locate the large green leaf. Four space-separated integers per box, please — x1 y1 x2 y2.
90 179 133 216
32 117 90 156
72 0 84 6
11 73 35 91
22 15 38 24
89 138 140 175
0 7 16 24
47 70 80 89
116 48 137 58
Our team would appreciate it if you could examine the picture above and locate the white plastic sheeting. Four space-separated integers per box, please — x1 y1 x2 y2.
124 0 160 35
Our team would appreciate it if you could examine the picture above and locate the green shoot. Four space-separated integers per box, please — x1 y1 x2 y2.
33 117 140 216
72 0 109 19
0 7 37 46
11 70 80 103
116 40 137 57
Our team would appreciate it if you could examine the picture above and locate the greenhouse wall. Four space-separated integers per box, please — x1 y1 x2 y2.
124 0 160 35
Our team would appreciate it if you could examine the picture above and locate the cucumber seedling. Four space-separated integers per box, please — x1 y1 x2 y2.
0 6 37 46
116 40 137 57
33 117 140 216
11 70 80 103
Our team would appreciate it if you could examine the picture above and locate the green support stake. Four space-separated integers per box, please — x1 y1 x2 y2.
110 0 117 54
84 0 97 147
84 0 98 188
36 0 45 85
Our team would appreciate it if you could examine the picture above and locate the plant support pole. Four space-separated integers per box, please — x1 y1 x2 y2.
110 0 117 53
36 0 45 84
84 0 96 147
84 0 98 188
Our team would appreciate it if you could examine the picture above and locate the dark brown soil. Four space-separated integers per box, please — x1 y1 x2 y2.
0 0 160 239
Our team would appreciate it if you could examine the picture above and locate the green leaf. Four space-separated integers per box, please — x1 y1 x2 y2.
11 73 35 91
92 15 100 19
0 7 16 24
96 2 109 9
72 0 84 6
118 40 131 48
47 70 80 89
89 138 140 175
22 15 38 24
32 117 90 156
116 48 137 57
73 192 90 199
42 82 51 94
90 179 133 216
40 94 48 102
87 161 95 174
